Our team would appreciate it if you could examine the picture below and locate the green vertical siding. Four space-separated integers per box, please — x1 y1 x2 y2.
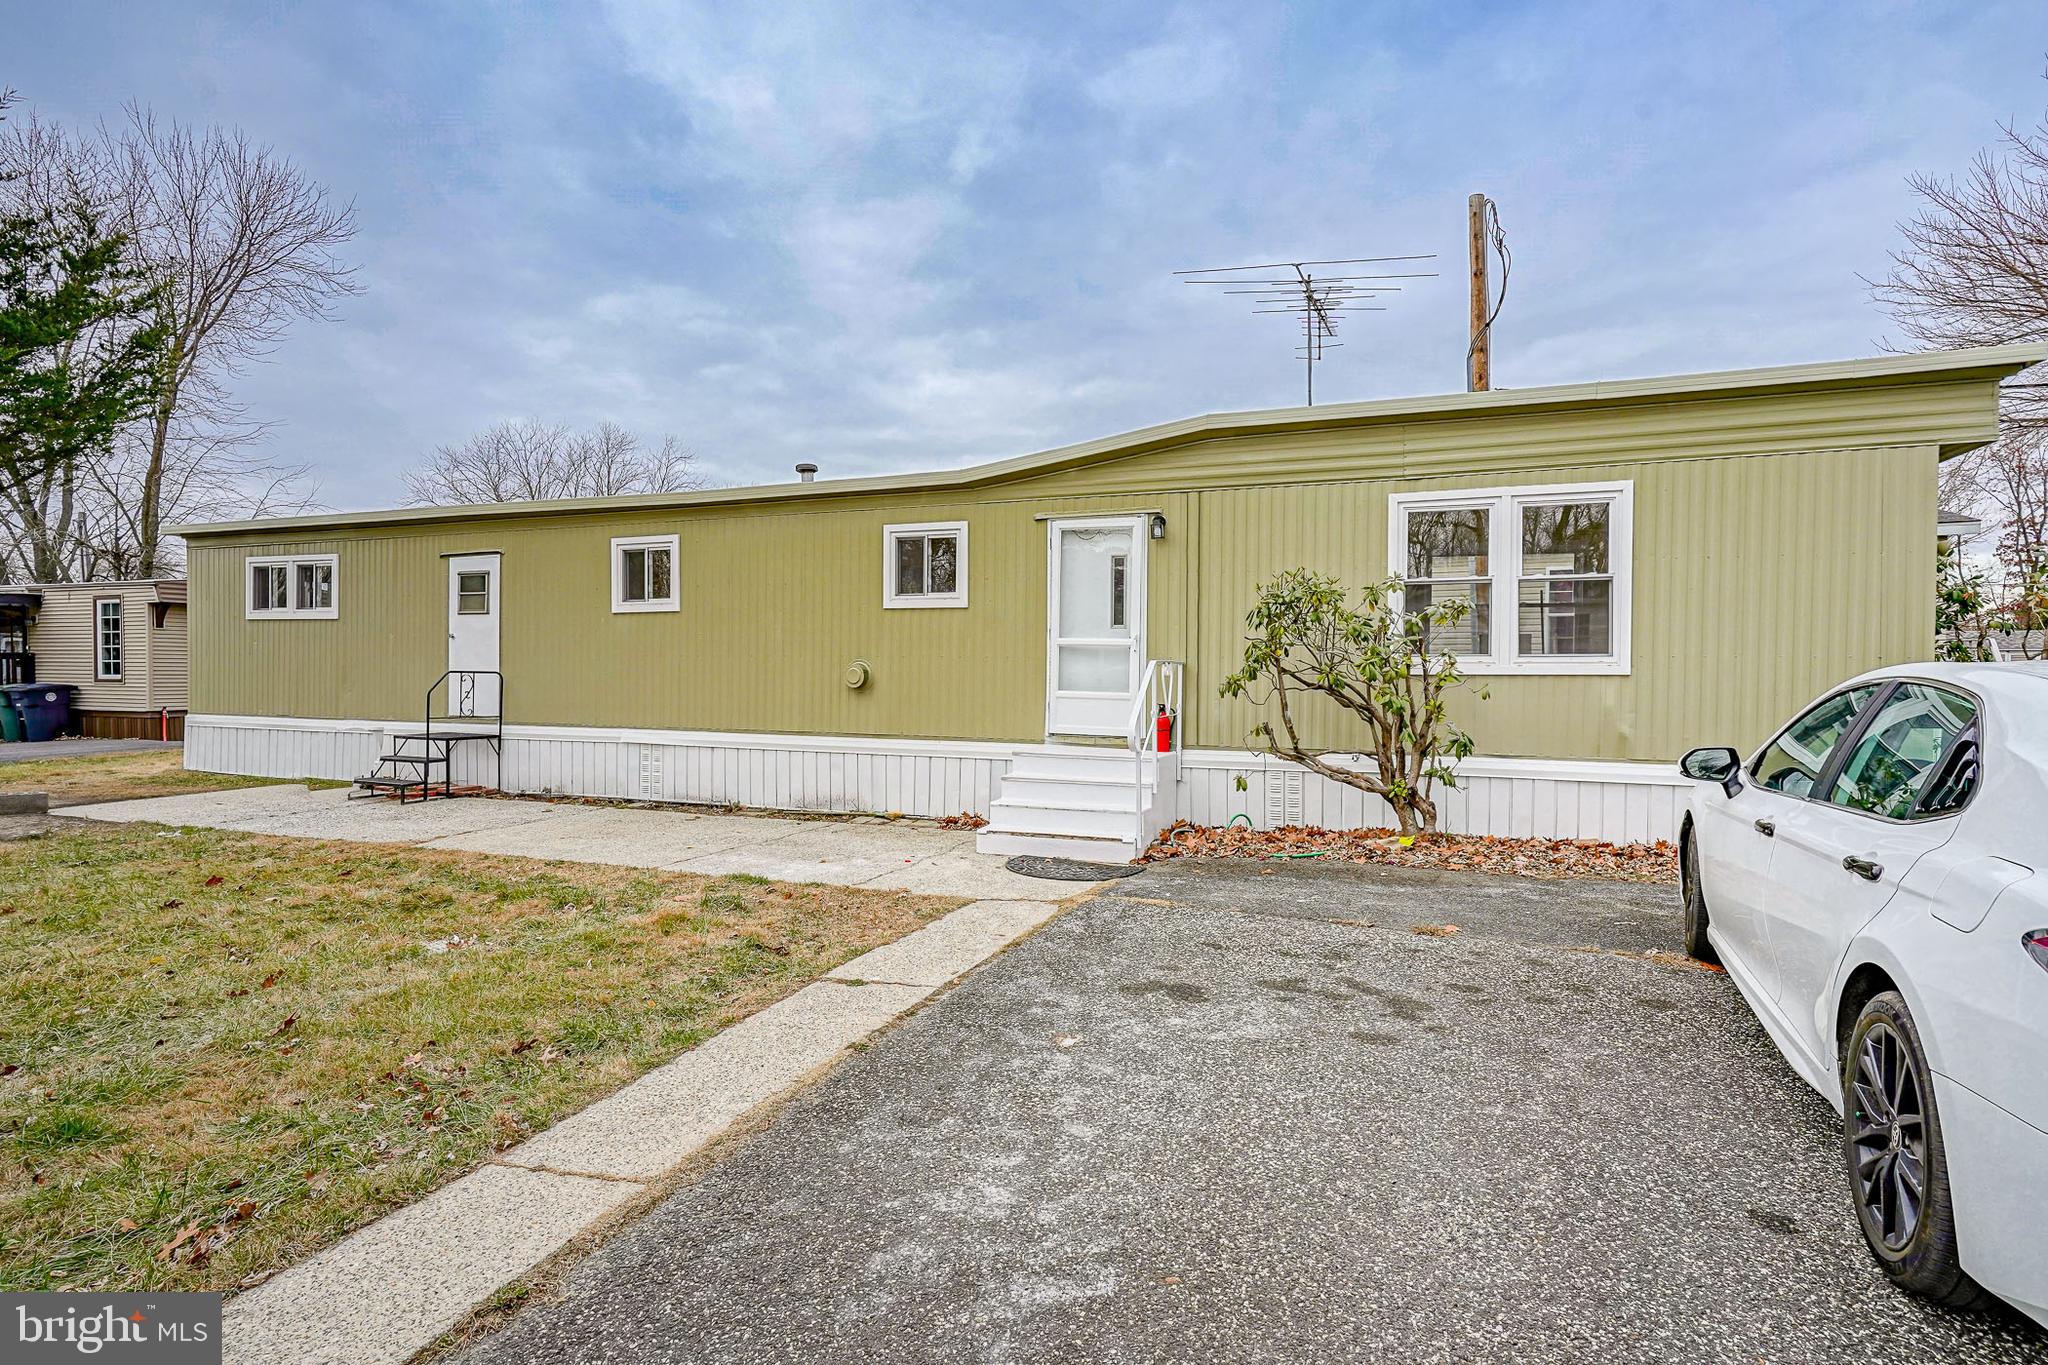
185 372 1970 764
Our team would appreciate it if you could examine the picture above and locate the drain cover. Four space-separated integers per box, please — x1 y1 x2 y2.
1004 855 1145 881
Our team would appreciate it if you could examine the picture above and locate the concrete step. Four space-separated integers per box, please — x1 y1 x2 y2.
974 827 1140 863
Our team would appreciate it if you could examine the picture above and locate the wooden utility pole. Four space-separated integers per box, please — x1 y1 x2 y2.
1467 192 1490 392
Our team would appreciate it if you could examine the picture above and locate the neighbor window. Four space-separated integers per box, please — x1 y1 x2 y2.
246 554 338 619
95 598 123 680
611 534 679 613
1389 480 1632 674
883 522 968 608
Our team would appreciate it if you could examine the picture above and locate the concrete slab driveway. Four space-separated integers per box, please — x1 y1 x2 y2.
455 859 2045 1364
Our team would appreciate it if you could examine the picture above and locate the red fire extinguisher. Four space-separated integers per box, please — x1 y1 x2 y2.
1154 703 1174 754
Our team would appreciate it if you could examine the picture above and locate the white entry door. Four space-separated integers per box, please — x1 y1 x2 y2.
446 553 501 716
1046 516 1145 736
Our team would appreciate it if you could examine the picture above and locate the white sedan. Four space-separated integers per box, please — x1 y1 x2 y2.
1678 663 2047 1327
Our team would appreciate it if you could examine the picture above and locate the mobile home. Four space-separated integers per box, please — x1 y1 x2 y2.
171 344 2040 857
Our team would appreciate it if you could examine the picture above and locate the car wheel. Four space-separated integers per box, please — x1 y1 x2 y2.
1680 825 1717 963
1842 991 1984 1308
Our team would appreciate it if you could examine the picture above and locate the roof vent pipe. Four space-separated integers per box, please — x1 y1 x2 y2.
795 462 818 482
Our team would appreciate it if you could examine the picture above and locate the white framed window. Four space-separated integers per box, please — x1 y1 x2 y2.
95 598 124 680
246 554 338 620
883 521 967 608
611 534 679 613
1388 479 1632 675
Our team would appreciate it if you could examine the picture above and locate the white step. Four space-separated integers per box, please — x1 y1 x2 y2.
996 771 1149 806
975 828 1140 863
987 797 1138 840
1004 747 1154 781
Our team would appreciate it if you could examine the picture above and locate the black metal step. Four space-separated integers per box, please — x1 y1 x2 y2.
387 729 498 742
353 775 426 790
380 752 448 765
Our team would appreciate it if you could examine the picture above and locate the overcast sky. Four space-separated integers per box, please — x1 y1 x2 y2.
13 1 2048 508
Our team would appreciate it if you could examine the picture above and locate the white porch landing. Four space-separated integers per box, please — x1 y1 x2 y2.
975 744 1174 864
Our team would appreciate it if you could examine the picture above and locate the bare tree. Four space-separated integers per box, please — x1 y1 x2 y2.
0 105 349 580
104 108 355 573
1872 87 2048 431
405 419 704 505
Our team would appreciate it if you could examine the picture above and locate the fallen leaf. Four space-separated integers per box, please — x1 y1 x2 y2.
156 1221 205 1263
1411 924 1461 938
219 1178 245 1193
0 1064 16 1077
117 1217 139 1232
270 1016 297 1036
160 899 183 910
1051 1034 1080 1049
204 875 224 887
260 972 279 989
231 1201 258 1222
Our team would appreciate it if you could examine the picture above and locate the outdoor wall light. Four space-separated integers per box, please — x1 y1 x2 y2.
1149 513 1167 540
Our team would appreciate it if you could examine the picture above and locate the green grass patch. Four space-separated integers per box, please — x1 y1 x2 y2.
0 823 960 1292
0 748 340 807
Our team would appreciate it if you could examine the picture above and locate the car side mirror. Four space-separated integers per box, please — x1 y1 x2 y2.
1680 745 1744 798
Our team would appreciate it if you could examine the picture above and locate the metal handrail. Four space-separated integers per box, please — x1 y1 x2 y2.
1127 659 1185 853
425 669 504 796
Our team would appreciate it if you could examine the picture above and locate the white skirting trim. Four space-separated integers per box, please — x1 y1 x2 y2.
183 715 1686 842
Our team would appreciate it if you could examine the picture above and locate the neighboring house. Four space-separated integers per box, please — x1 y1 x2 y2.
170 344 2040 857
0 580 190 739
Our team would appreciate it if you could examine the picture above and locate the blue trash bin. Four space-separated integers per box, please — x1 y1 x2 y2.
5 683 74 742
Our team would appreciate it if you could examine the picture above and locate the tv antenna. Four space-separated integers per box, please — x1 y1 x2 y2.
1175 255 1437 405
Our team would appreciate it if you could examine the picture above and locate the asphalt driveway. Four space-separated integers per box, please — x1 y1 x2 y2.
455 860 2045 1364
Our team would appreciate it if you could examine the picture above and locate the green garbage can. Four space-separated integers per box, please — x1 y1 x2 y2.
0 689 20 742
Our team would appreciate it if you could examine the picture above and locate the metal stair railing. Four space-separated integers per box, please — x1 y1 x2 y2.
1125 659 1184 854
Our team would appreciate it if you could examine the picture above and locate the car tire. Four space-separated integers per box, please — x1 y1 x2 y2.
1679 825 1717 964
1841 991 1984 1309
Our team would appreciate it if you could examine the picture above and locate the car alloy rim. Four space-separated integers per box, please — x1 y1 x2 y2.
1850 1021 1927 1252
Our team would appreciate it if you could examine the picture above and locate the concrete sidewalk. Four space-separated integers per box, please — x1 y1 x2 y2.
219 895 1071 1365
70 783 1058 900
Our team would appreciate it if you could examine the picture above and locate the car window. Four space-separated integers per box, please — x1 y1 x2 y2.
1752 685 1880 798
1825 684 1978 820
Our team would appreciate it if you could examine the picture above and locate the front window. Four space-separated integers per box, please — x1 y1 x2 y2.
95 599 123 680
1753 685 1880 798
883 522 968 608
1825 684 1979 819
1390 481 1631 673
611 534 679 612
247 554 338 619
1403 506 1491 655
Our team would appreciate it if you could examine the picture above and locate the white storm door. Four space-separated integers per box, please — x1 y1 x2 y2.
446 553 501 716
1046 516 1144 736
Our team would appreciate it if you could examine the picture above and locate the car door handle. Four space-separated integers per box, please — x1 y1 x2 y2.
1843 856 1883 882
1753 819 1775 837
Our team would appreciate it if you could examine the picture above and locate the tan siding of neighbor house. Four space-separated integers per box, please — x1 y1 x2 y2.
27 584 149 710
149 604 189 711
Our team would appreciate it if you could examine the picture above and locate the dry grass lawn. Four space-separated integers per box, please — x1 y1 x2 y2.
0 748 315 807
0 821 960 1294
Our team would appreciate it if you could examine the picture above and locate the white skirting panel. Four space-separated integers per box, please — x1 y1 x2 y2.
1176 750 1688 844
184 716 1688 843
184 717 1016 820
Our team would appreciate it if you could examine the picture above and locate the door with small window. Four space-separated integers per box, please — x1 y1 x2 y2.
446 554 501 716
1045 516 1144 736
